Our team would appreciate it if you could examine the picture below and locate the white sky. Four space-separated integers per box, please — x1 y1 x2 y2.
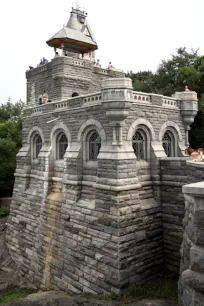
0 0 203 103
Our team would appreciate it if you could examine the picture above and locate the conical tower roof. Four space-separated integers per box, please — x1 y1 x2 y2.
46 7 98 54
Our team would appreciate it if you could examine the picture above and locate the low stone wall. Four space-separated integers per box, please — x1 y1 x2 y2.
159 158 204 274
160 158 190 273
179 174 204 305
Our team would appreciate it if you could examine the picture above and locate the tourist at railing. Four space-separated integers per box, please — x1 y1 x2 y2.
95 59 101 67
42 57 48 65
108 62 113 69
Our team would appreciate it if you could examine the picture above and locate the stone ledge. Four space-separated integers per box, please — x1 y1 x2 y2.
187 160 204 168
183 181 204 195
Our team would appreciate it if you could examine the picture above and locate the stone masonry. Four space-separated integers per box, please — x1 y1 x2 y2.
6 5 204 305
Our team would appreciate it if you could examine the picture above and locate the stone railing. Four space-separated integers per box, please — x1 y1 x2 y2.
93 66 109 75
26 62 51 77
132 91 180 108
27 93 102 115
162 96 178 108
132 91 151 103
83 92 102 104
72 59 85 67
32 106 43 114
25 86 195 117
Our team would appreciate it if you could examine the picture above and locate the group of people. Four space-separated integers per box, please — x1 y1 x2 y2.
38 57 48 66
93 59 114 69
28 57 49 70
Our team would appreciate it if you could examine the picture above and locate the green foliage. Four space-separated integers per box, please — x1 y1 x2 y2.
129 47 204 148
96 273 178 303
0 119 22 149
127 71 156 93
0 207 9 218
0 99 24 122
0 288 36 303
0 100 24 196
0 138 18 195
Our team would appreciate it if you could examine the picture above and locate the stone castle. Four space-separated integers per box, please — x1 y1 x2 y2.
6 6 204 305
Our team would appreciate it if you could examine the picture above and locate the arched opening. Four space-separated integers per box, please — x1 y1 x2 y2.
88 131 101 161
56 133 68 160
72 92 79 97
132 129 147 160
33 135 42 159
162 131 175 157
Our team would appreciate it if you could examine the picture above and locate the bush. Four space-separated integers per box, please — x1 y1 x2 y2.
0 207 9 218
0 138 18 196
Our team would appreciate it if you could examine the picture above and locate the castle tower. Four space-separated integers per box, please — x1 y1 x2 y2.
26 6 124 106
46 6 98 61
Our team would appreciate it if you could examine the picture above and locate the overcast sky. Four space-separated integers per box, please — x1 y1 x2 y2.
0 0 203 103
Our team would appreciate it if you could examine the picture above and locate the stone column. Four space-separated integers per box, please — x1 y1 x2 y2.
179 180 204 305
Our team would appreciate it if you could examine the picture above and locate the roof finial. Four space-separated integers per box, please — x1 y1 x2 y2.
76 0 81 10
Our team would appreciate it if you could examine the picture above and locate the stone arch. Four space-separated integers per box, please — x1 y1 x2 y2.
50 123 71 160
38 95 43 105
72 92 79 97
127 118 156 141
27 126 45 144
50 122 71 144
77 119 106 142
159 121 182 142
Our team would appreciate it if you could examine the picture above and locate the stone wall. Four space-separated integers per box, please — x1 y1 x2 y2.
26 57 125 106
179 174 204 305
160 158 190 273
160 158 204 274
7 78 198 294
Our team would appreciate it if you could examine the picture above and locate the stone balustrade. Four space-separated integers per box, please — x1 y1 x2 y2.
32 106 43 114
25 82 198 119
132 91 151 103
92 66 109 75
83 92 102 104
72 59 85 67
162 96 178 108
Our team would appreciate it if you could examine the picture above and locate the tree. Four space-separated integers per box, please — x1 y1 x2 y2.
0 100 24 196
0 138 18 196
0 99 24 122
155 47 199 96
127 71 156 93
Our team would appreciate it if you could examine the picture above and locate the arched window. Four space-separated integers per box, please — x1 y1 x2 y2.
33 135 42 159
132 130 146 160
56 133 68 160
72 92 79 97
88 131 101 161
163 131 174 157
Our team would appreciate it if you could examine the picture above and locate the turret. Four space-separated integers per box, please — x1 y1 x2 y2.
174 91 198 146
46 7 97 60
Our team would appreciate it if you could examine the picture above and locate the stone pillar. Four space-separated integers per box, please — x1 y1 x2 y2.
179 181 204 305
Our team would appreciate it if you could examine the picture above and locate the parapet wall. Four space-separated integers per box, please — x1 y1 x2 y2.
26 57 125 106
178 161 204 305
160 158 204 273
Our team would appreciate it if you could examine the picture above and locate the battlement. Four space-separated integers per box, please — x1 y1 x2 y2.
24 79 198 120
26 56 125 106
